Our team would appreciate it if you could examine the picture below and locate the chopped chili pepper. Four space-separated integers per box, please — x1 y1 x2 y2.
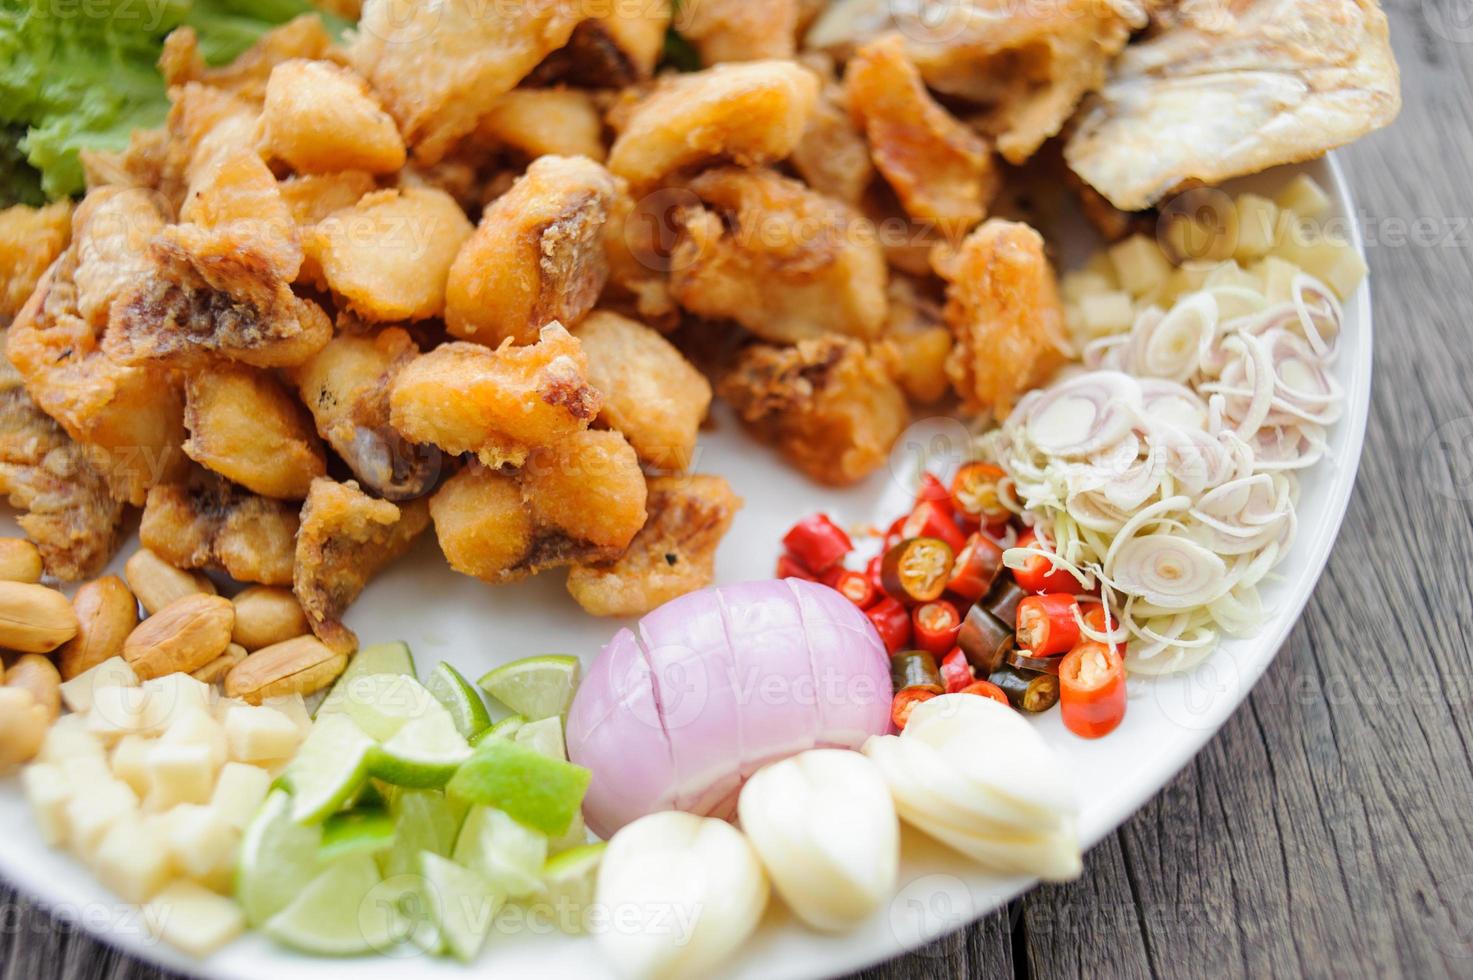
958 680 1010 707
1011 530 1080 594
912 600 962 657
947 533 1004 602
1082 603 1122 653
833 569 877 609
891 687 937 729
881 537 955 604
865 597 912 653
958 604 1013 675
882 515 907 552
916 472 954 515
989 666 1061 712
1059 641 1127 738
1015 593 1082 656
951 462 1010 524
983 578 1029 625
890 650 943 693
940 647 974 693
775 555 815 581
1007 648 1062 676
782 514 852 574
866 554 888 599
901 501 966 554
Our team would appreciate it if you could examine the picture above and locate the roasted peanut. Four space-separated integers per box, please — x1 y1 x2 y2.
0 581 79 653
58 576 140 680
224 635 347 704
6 654 61 722
124 548 216 616
231 587 310 651
0 538 42 583
0 686 48 773
192 643 248 685
122 594 235 680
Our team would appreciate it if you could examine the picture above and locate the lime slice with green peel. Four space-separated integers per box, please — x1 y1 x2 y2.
263 853 399 956
514 716 567 761
453 805 547 900
337 673 443 742
426 662 492 739
548 809 588 855
478 656 580 720
419 851 503 963
283 713 375 824
538 842 606 933
317 642 416 719
320 805 396 862
237 789 323 927
472 714 526 746
369 710 472 788
447 738 590 837
381 789 463 879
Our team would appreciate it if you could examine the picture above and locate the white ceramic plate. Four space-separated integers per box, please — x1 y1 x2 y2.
0 156 1371 980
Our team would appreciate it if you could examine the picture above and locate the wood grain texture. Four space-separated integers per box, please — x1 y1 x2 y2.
3 3 1471 978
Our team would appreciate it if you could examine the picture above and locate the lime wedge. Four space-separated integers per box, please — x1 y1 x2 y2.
283 713 375 825
320 805 396 862
426 662 491 739
317 642 415 719
263 853 398 956
477 656 580 720
452 805 547 900
369 710 472 788
471 714 526 747
446 738 590 837
381 789 462 879
236 789 322 927
514 716 566 761
548 809 588 855
419 851 503 963
538 842 605 934
337 673 442 742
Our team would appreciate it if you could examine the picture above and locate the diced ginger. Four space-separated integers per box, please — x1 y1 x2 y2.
165 804 239 883
59 657 139 714
1061 270 1114 304
39 714 107 764
1078 290 1135 338
144 881 246 958
1233 193 1279 261
21 763 71 846
138 674 215 736
223 704 303 763
261 694 313 736
1108 234 1172 297
144 742 218 810
66 778 139 855
211 762 272 831
111 734 154 797
93 817 174 904
160 707 228 770
1253 255 1302 304
1275 174 1332 218
87 685 151 742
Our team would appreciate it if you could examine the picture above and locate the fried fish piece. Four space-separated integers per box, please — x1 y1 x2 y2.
881 275 953 405
566 474 742 617
257 59 407 175
607 60 819 190
444 156 618 346
429 465 536 583
719 335 907 486
0 331 123 582
389 323 600 468
845 34 996 237
287 327 442 500
140 468 300 586
350 0 581 164
1065 0 1400 211
600 187 681 331
940 219 1066 417
669 167 887 343
80 129 170 193
520 428 648 552
183 363 326 499
278 171 378 227
476 89 607 163
295 477 431 654
790 55 874 205
0 202 72 321
675 0 798 63
160 16 337 103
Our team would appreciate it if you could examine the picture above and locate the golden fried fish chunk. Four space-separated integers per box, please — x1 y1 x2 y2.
445 156 618 346
573 311 711 471
790 55 874 205
258 60 406 175
719 335 908 486
607 60 819 190
287 327 442 500
160 16 336 103
669 167 887 343
350 0 581 164
521 428 647 551
1066 0 1400 211
600 187 681 331
528 7 670 87
308 187 473 323
940 219 1066 417
140 468 300 586
567 474 742 617
476 89 606 163
675 0 798 63
80 128 169 193
0 202 71 320
389 323 600 468
845 34 996 237
429 465 535 583
0 332 123 581
278 171 378 227
295 477 431 654
183 364 325 499
881 276 952 405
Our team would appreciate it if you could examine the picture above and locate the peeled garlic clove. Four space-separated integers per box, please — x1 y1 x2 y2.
737 749 897 932
595 811 768 980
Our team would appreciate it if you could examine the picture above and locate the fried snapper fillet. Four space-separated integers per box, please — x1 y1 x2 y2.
1065 0 1401 211
674 0 798 64
140 467 300 586
526 6 670 88
0 202 72 321
295 478 432 654
0 331 123 581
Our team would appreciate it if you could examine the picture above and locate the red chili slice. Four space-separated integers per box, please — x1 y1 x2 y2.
865 597 912 654
833 569 877 610
781 514 853 574
912 600 962 657
1011 530 1080 594
947 533 1004 602
901 501 966 554
775 555 815 581
891 687 937 729
880 537 955 604
951 462 1010 524
958 680 1010 707
940 647 974 693
1015 593 1082 656
1059 641 1127 738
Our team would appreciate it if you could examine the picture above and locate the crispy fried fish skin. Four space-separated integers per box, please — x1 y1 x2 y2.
845 33 996 236
940 219 1066 418
160 16 336 103
183 364 325 500
567 474 742 617
0 202 72 321
140 468 300 586
6 189 188 505
258 59 407 176
445 156 618 347
669 167 888 344
389 323 600 468
294 477 431 654
476 89 607 163
0 332 123 582
527 7 670 88
1065 0 1400 211
675 0 798 64
607 60 819 190
350 0 581 165
719 335 908 486
520 428 648 552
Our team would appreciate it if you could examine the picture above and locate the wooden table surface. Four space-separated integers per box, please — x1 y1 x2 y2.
5 3 1472 978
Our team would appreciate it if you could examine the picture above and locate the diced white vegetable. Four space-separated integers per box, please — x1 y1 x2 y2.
59 657 139 714
211 762 272 832
1061 270 1113 303
261 694 313 737
110 734 154 797
39 714 106 765
165 804 240 885
1107 234 1172 297
144 880 246 958
66 778 139 855
212 696 251 722
138 674 214 736
1078 290 1135 338
144 742 217 810
20 763 71 846
1233 193 1279 260
223 705 303 764
161 707 228 770
93 816 174 904
86 685 149 742
1275 173 1331 217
